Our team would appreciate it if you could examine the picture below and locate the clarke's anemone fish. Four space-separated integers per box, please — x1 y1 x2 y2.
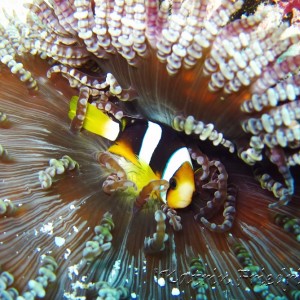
69 96 195 209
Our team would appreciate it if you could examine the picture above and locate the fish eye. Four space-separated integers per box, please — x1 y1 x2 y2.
169 177 177 190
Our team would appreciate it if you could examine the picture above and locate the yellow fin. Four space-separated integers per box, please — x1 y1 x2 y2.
68 96 120 141
126 159 159 192
108 153 159 193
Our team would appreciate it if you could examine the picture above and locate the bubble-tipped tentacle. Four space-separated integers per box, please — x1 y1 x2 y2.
82 212 114 262
96 100 125 121
190 148 235 232
0 256 58 299
144 210 168 254
287 150 300 167
0 26 38 90
38 155 79 189
161 204 182 231
200 184 237 232
173 115 235 153
96 152 137 194
189 258 209 298
194 159 228 219
0 198 17 217
92 281 129 299
70 86 90 133
47 64 108 90
273 213 300 243
188 147 210 180
254 166 292 208
134 179 169 212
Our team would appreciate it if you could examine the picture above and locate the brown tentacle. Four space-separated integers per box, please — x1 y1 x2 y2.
265 146 294 207
117 87 139 101
134 180 169 212
96 100 125 121
188 147 210 180
97 152 126 179
194 159 228 220
102 174 136 194
96 152 136 194
47 65 107 90
200 184 237 232
161 204 182 231
249 141 294 208
144 210 168 254
70 86 90 133
173 115 235 153
254 167 291 208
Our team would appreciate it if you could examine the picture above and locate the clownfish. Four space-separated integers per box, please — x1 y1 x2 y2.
69 97 195 209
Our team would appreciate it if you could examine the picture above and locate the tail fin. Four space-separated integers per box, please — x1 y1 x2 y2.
68 96 120 141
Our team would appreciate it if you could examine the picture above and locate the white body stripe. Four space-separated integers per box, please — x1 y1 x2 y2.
138 121 162 164
161 147 192 203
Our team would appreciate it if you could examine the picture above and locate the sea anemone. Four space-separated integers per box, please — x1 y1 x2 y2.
0 0 299 299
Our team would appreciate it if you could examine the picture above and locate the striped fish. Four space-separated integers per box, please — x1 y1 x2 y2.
69 97 195 208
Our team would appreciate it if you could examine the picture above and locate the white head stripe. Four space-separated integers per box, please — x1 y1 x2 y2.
138 121 162 164
162 147 192 182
